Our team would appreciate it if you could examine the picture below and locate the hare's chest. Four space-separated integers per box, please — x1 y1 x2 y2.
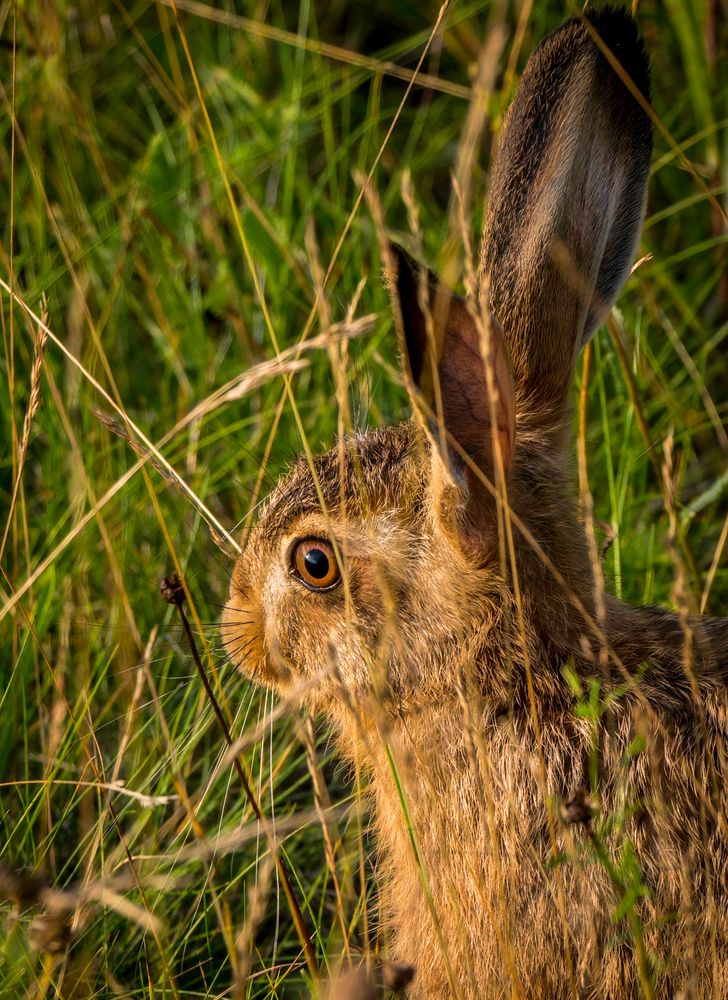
370 719 605 993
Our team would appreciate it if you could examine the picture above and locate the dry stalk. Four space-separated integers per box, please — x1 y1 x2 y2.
298 715 350 957
0 863 162 944
161 0 468 99
233 856 274 996
160 572 320 981
0 297 48 564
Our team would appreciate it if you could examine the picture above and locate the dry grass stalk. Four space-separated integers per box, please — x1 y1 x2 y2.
0 276 240 558
0 864 162 948
298 715 350 955
92 316 374 553
0 297 48 564
233 856 273 996
161 0 469 98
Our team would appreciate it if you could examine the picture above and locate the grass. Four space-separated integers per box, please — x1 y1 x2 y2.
1 0 727 996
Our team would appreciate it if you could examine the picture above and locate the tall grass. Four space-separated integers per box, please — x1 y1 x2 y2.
1 0 726 996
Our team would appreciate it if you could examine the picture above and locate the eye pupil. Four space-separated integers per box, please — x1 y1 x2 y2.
292 539 340 590
304 548 330 579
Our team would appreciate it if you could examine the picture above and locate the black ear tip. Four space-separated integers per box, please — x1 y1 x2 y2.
384 242 423 303
386 242 417 280
582 5 651 100
384 243 431 387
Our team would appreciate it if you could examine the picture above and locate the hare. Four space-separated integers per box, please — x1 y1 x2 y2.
223 8 728 998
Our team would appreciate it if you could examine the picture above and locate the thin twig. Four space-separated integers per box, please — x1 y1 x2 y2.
160 573 319 981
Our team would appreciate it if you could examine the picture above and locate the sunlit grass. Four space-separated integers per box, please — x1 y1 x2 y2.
1 1 727 996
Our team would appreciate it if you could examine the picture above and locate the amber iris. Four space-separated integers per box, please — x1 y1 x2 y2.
292 539 341 590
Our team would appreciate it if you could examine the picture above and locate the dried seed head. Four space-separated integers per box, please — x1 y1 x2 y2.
160 573 185 607
327 968 377 1000
381 962 416 992
559 789 596 826
28 912 72 955
327 961 416 999
0 866 47 911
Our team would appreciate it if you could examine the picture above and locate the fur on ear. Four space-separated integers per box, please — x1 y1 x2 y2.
386 243 515 537
481 7 652 433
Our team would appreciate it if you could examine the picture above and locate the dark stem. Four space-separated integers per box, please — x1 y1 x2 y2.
161 574 319 982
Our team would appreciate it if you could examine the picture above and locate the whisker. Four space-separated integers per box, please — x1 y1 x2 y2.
196 619 255 627
225 635 257 656
225 637 258 661
206 601 255 612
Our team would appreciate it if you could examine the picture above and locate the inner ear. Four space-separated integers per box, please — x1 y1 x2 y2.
437 303 515 480
386 242 515 491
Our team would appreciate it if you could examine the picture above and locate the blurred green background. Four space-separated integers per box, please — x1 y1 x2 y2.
1 0 726 996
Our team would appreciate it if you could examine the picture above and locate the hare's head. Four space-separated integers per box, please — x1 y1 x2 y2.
221 307 515 717
223 9 652 718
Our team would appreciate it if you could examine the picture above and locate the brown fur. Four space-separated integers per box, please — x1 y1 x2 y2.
223 10 728 998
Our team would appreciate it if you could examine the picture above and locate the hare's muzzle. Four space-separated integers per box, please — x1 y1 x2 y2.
221 566 270 684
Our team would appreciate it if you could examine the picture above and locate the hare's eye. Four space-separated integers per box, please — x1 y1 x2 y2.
291 539 341 591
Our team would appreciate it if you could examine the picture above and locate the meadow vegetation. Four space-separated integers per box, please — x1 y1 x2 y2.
1 0 727 996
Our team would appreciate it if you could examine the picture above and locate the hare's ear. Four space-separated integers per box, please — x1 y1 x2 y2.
386 244 515 538
481 8 652 430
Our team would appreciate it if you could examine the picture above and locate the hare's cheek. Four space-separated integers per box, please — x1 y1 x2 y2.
272 599 334 676
349 563 401 645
